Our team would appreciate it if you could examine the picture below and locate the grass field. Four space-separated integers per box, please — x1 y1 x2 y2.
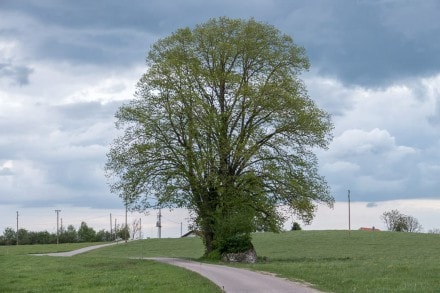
247 231 440 292
0 241 220 292
1 231 439 292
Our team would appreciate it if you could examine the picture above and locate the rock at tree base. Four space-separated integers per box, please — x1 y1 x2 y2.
221 249 257 263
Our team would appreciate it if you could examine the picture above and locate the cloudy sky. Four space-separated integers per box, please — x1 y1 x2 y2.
1 0 439 235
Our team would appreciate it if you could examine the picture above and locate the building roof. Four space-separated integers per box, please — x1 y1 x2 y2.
359 227 381 231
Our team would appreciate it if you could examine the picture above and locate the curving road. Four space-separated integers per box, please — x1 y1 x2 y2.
34 244 324 292
32 242 120 257
147 257 323 293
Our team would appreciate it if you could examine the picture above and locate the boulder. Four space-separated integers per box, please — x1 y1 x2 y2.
221 248 257 263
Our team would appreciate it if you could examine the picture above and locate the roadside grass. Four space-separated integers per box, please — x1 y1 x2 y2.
0 241 220 292
87 237 205 259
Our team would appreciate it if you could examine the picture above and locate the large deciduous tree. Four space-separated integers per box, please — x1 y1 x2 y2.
106 17 333 257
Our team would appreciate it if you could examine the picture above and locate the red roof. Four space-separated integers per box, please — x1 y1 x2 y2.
359 227 380 231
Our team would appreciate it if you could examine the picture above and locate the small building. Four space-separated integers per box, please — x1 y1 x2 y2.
181 230 202 238
359 227 380 231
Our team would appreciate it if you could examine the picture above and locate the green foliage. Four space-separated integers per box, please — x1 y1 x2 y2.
2 227 16 245
59 224 78 243
218 233 254 254
291 222 302 231
116 225 130 240
95 229 112 242
381 209 423 232
1 222 113 245
31 231 55 244
202 249 222 261
106 17 333 255
77 222 97 242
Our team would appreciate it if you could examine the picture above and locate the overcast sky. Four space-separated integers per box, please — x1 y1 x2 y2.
1 0 439 234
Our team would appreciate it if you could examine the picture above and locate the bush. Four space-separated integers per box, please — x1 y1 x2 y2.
218 233 254 254
291 222 302 231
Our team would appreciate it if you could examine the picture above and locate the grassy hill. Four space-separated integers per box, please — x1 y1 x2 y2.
249 230 440 292
1 230 439 292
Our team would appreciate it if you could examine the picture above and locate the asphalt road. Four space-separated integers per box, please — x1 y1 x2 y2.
32 242 120 257
34 244 324 292
147 257 323 293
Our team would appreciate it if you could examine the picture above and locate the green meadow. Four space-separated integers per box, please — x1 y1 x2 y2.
0 241 219 292
1 231 439 292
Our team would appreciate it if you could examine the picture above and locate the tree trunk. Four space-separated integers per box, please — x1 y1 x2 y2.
202 227 215 254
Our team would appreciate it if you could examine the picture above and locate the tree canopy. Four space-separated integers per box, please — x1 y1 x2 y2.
381 210 422 232
106 17 334 256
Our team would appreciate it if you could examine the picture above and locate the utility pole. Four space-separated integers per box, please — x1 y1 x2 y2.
156 209 162 239
114 218 117 241
16 211 19 246
125 203 128 243
55 209 61 245
110 213 113 240
348 190 351 236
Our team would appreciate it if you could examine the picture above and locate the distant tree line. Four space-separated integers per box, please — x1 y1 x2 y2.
0 221 129 245
381 210 423 233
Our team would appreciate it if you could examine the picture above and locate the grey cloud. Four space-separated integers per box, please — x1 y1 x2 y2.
366 202 378 208
276 1 440 87
53 101 122 125
0 62 33 85
16 195 122 209
428 96 440 127
3 0 440 87
0 167 13 176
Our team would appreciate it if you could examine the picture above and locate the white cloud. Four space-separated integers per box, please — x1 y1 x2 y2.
329 128 405 157
312 74 440 201
322 161 360 173
0 59 143 208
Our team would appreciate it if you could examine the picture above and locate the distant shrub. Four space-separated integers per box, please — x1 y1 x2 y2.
291 222 302 231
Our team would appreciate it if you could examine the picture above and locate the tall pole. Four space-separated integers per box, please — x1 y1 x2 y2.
110 213 113 240
348 190 351 236
156 209 162 239
55 209 61 245
16 211 19 246
139 218 142 240
125 203 128 243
